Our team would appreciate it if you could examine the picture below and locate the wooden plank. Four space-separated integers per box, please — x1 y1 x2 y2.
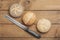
0 0 20 10
1 0 60 10
56 25 60 37
0 11 59 24
0 24 2 37
57 38 60 40
0 24 58 37
29 0 60 10
1 25 32 37
0 0 33 10
0 38 59 40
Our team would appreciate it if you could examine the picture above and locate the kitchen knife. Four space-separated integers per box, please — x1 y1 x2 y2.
5 15 41 38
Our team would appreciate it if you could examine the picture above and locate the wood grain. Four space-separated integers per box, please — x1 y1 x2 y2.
56 25 60 37
0 38 59 40
0 11 60 24
0 25 2 37
30 0 60 10
0 0 60 40
0 0 21 10
0 0 33 10
0 24 58 37
1 0 60 10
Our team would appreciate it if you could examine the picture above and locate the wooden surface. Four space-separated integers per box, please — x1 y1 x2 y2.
0 0 60 40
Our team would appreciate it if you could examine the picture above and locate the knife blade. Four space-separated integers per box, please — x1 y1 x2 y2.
5 15 41 38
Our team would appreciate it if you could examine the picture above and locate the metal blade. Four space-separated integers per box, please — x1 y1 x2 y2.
5 15 28 30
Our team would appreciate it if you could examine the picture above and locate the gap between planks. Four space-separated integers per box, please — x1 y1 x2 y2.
1 9 60 11
0 37 60 40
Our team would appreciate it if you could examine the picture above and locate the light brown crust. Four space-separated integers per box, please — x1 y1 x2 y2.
37 19 51 33
22 11 36 25
10 3 24 17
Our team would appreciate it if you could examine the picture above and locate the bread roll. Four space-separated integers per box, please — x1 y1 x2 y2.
22 11 36 25
10 3 24 17
37 19 51 33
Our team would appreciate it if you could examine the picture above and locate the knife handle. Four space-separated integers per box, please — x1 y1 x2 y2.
25 29 41 38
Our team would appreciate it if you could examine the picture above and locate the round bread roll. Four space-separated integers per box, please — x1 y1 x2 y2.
23 11 36 25
37 19 51 33
10 3 24 17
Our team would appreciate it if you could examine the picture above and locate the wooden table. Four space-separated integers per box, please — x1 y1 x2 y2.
0 0 60 40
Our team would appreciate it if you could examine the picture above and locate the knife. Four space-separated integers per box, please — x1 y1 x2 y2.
5 15 41 38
